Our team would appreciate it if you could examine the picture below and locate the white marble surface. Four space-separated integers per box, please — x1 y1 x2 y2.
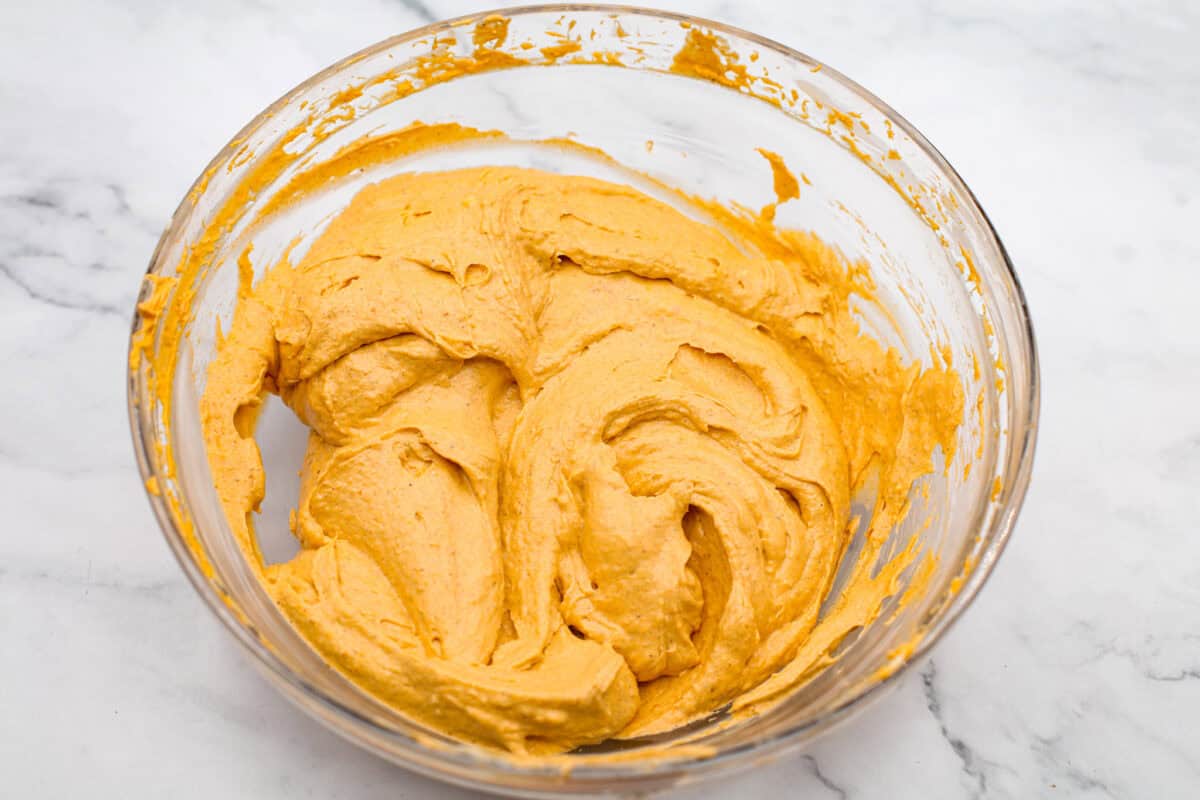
2 0 1198 797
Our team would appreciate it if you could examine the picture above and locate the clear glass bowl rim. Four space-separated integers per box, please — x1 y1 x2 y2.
127 2 1040 789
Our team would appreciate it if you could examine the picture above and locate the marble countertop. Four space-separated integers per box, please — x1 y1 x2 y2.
3 0 1197 797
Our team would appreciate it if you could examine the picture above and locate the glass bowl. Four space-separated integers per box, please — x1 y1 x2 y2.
127 5 1038 797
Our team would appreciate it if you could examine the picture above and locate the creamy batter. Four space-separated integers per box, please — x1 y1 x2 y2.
200 163 962 754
